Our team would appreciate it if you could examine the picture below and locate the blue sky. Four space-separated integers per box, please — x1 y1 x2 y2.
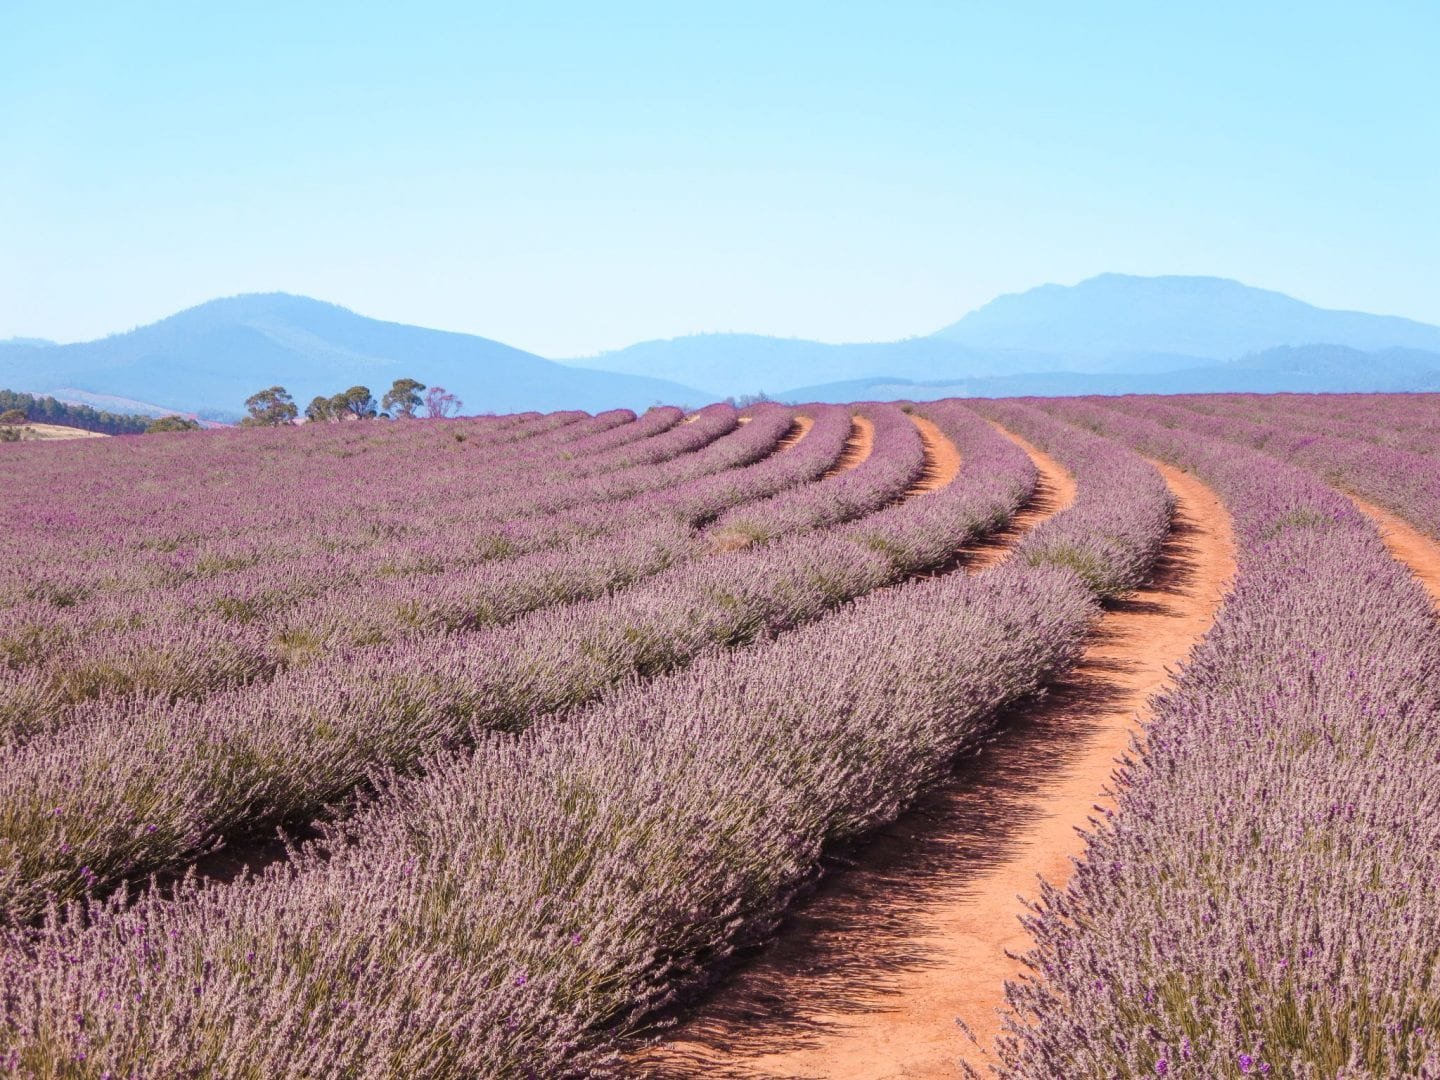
2 1 1436 356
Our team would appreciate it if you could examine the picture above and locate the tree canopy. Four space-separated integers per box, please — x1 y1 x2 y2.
242 386 298 427
382 378 426 419
337 386 378 420
145 415 201 433
0 390 150 435
296 381 456 423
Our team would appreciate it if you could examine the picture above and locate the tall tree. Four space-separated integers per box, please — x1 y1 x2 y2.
339 386 377 420
241 386 298 427
304 396 335 423
382 378 426 419
144 416 200 433
423 385 462 419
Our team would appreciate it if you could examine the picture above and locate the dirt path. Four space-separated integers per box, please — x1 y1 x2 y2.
775 415 816 453
824 415 875 476
904 416 962 496
639 450 1236 1080
1350 496 1440 606
959 427 1076 574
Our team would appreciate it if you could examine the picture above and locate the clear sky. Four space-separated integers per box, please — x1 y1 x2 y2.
3 1 1437 356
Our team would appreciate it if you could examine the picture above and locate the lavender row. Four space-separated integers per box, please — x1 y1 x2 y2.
0 403 711 613
2 406 608 579
0 404 747 630
0 404 741 613
0 404 753 648
992 398 1440 1078
0 404 1004 922
0 408 858 734
707 402 925 546
970 400 1175 597
1172 392 1440 457
1099 394 1440 543
0 401 1178 1076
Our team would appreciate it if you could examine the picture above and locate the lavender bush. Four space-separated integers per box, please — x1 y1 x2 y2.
0 403 1028 921
1097 394 1440 543
0 400 1176 1077
0 407 822 730
992 397 1440 1078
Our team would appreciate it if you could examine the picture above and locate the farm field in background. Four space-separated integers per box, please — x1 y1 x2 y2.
1 392 1438 1078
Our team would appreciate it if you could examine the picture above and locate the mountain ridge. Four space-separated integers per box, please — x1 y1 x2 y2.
781 344 1440 403
0 294 714 420
7 276 1440 417
565 274 1440 398
931 273 1440 359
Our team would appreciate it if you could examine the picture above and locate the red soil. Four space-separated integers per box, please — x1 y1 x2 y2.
775 415 816 453
824 416 875 477
960 427 1077 574
638 447 1236 1080
1350 497 1440 606
904 416 963 496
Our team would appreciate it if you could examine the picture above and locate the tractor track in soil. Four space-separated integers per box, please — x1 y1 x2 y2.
1349 496 1440 606
824 416 875 477
638 439 1237 1080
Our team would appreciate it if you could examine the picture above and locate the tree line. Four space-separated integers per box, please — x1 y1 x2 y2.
0 390 153 435
241 379 463 426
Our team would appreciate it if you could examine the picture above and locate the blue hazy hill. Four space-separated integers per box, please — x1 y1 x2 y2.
932 273 1440 359
782 344 1440 402
11 278 1440 416
567 275 1440 398
0 294 713 420
564 333 1080 397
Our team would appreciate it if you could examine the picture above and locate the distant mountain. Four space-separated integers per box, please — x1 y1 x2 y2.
566 275 1440 399
48 388 206 421
932 273 1440 360
0 294 713 420
0 337 56 348
12 278 1440 415
783 344 1440 403
564 334 1071 397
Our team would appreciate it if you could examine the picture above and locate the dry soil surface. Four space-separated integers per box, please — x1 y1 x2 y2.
639 447 1237 1080
1349 496 1440 606
775 415 816 453
904 416 963 496
824 415 875 476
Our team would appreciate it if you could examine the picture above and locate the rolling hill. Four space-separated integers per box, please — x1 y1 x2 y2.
782 344 1440 403
10 277 1440 416
0 295 713 420
567 275 1440 399
932 273 1440 359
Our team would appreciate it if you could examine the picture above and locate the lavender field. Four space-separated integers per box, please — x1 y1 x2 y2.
1 394 1438 1078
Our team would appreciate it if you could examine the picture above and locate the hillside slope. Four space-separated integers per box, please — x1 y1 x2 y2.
0 295 713 419
782 344 1440 402
567 276 1440 398
932 273 1440 360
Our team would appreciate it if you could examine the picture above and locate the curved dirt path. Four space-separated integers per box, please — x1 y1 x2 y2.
774 415 816 453
904 416 963 496
638 428 1079 1076
1349 496 1440 606
824 415 875 477
639 449 1236 1080
961 426 1076 574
